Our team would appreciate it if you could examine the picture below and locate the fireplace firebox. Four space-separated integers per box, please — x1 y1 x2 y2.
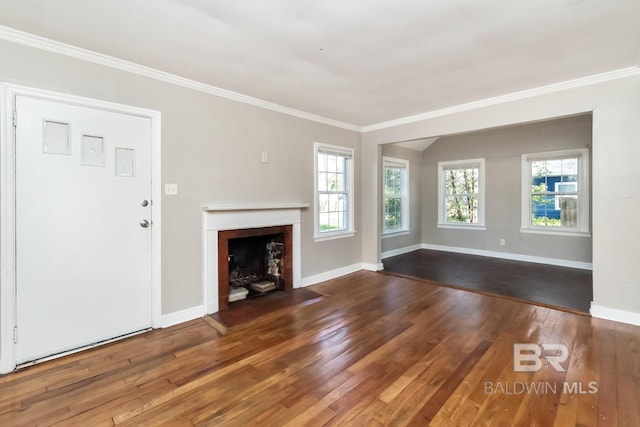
217 225 293 311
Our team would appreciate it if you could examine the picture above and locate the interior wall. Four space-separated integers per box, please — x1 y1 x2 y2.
362 72 640 322
421 114 592 263
380 144 422 254
0 39 362 316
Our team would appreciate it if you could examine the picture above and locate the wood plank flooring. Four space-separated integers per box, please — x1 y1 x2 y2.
1 271 637 426
382 249 593 313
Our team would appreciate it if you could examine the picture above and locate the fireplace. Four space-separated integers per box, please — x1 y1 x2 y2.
202 203 305 314
217 225 293 311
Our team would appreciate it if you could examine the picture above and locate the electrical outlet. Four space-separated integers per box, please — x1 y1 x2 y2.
261 152 269 163
165 183 178 195
500 238 506 246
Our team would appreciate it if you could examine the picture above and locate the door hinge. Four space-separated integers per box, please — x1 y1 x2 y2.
13 110 17 127
13 326 18 344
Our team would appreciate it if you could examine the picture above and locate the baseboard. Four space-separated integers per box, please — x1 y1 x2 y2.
420 243 592 270
381 244 423 260
301 263 365 287
362 262 384 272
590 303 640 326
160 305 204 328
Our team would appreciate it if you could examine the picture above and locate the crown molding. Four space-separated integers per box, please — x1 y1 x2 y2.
3 25 638 135
0 25 361 132
362 66 640 133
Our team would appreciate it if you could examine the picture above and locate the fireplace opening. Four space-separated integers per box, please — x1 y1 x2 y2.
218 225 293 311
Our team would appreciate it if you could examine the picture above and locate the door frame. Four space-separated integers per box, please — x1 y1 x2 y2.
0 83 162 374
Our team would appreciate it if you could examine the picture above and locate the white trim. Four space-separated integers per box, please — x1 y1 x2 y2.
203 207 303 314
437 224 487 231
0 25 359 132
521 148 590 234
382 230 411 238
363 262 384 272
381 244 423 259
2 24 638 135
313 231 357 242
161 306 204 328
590 303 640 327
313 142 356 239
202 203 309 211
300 263 364 287
362 66 640 132
2 26 638 135
520 228 591 238
0 83 162 374
421 243 592 270
437 158 486 227
382 156 410 234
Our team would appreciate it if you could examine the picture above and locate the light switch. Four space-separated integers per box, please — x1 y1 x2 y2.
261 152 269 163
165 183 178 195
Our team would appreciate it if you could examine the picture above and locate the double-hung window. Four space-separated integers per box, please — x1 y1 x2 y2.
383 157 409 234
521 149 590 235
314 143 355 240
437 158 486 229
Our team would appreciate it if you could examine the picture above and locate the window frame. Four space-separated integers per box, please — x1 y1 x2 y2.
437 158 486 230
521 148 590 236
313 142 355 241
382 156 410 235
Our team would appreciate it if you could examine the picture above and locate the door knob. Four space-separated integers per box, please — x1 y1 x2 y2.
141 199 149 207
140 220 150 228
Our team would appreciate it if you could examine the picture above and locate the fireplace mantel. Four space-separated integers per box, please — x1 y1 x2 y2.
202 203 309 212
202 204 305 314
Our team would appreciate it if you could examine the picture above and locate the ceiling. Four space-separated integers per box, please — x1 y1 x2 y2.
1 0 639 128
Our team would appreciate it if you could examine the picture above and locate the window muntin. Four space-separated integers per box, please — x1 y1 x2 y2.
438 158 485 228
383 157 409 234
522 149 589 234
314 143 354 239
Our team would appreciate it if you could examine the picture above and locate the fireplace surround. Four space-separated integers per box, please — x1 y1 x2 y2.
202 203 306 314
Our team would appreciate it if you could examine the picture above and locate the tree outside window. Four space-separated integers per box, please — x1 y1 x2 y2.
438 158 485 228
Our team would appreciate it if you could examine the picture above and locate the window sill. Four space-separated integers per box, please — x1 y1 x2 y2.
382 230 410 238
520 228 591 238
314 230 356 242
437 223 486 231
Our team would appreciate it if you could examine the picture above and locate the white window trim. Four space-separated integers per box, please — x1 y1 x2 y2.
382 156 410 235
313 142 355 241
521 148 590 236
437 158 486 229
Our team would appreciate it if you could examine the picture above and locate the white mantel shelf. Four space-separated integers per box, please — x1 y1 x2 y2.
201 203 309 212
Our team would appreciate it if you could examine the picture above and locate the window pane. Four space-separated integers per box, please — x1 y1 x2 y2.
529 155 581 228
445 168 478 196
445 195 477 223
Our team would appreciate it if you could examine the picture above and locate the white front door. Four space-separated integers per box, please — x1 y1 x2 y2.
15 95 153 364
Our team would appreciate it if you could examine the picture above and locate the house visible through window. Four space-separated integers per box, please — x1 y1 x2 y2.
521 149 589 234
438 158 486 229
383 157 409 234
314 143 354 240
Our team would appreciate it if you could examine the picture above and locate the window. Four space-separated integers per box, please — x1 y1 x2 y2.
314 143 355 240
383 157 409 234
437 158 485 229
521 149 589 235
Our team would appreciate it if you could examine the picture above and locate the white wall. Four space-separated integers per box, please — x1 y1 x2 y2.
362 72 640 324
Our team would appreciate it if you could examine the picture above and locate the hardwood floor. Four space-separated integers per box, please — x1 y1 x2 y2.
382 249 593 313
1 271 637 426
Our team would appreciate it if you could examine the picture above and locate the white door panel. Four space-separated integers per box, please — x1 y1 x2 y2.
15 96 152 364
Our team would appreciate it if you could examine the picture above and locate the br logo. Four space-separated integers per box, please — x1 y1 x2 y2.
513 343 569 372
